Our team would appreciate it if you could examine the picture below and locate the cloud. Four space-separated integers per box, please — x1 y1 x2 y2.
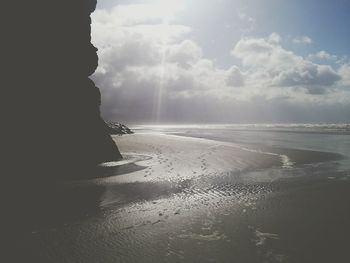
91 6 229 121
308 50 338 61
268 32 282 44
292 35 313 44
272 64 341 92
226 66 245 87
92 5 191 47
231 34 341 94
338 64 350 87
167 40 203 68
91 5 349 123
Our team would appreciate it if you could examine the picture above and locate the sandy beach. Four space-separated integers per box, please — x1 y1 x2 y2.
6 129 350 262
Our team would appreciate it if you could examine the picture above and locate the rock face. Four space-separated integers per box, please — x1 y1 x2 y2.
4 0 122 179
106 122 135 135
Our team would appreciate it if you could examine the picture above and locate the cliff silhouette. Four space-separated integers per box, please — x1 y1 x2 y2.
4 0 122 180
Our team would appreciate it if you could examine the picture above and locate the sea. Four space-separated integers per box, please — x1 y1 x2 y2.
134 123 350 173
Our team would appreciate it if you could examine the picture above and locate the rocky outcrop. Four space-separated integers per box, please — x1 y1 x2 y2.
106 122 134 135
3 0 122 179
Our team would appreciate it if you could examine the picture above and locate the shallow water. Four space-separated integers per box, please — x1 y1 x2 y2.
134 124 350 171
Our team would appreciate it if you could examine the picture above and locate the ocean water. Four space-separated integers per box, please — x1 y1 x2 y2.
134 123 350 173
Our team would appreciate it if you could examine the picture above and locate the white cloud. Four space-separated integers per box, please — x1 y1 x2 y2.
226 66 245 87
268 32 282 44
167 40 203 68
293 36 313 44
308 50 338 61
92 2 183 26
92 6 191 47
338 64 350 87
232 35 341 94
91 5 349 123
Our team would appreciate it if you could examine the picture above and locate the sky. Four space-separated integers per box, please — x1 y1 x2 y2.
91 0 350 124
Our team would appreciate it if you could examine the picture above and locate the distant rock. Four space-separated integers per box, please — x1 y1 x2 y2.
106 122 134 135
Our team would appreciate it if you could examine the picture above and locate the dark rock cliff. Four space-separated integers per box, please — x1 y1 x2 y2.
3 0 122 180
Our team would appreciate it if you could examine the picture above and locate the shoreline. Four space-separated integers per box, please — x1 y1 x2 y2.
6 131 350 262
170 132 345 166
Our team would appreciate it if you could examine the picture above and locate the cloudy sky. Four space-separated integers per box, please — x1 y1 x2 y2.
91 0 350 124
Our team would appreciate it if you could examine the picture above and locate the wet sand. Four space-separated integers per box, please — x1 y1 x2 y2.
5 133 350 262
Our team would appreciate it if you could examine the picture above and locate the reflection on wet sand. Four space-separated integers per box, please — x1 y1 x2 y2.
7 131 350 262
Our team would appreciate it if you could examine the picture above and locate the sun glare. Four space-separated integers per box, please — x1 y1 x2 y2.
148 0 185 122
